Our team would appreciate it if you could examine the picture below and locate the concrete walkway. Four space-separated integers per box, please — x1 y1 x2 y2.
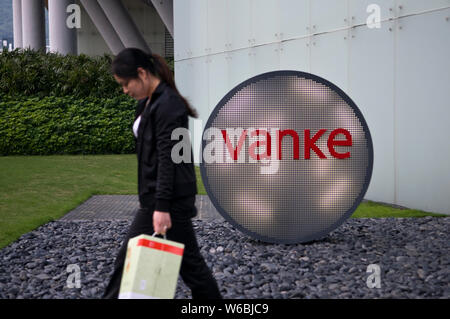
59 195 223 221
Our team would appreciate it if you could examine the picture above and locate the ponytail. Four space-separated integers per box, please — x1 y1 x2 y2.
149 53 198 118
112 48 198 118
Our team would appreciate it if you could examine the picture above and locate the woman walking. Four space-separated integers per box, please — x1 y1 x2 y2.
102 48 222 299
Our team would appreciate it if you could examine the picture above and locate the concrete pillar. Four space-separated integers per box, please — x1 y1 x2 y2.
151 0 173 37
21 0 46 50
79 0 125 55
12 0 23 49
48 0 77 55
97 0 151 54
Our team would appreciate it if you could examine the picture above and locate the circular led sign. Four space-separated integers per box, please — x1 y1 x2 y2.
200 71 373 244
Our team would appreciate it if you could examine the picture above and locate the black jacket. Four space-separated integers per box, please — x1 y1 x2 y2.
134 82 197 213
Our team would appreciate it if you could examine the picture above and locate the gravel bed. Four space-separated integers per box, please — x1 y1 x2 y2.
0 217 448 299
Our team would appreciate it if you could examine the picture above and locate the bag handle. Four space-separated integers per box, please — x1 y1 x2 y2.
152 232 167 240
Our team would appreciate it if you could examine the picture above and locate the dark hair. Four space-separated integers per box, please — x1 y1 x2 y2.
111 48 198 118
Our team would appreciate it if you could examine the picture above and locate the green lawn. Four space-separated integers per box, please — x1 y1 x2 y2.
0 155 446 249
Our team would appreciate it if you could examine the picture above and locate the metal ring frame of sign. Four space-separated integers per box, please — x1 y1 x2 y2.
200 70 373 244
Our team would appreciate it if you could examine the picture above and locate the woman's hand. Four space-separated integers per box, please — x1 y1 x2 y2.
153 211 172 235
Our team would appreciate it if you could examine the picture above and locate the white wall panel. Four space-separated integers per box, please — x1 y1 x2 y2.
395 9 450 214
311 0 348 33
279 38 310 72
208 53 229 111
189 0 208 57
190 57 209 119
279 0 310 40
396 0 450 17
174 1 450 214
190 57 209 164
227 48 254 89
227 0 252 50
349 0 395 26
207 0 228 54
174 0 190 60
348 23 395 203
310 30 349 94
175 59 192 102
253 43 280 75
176 60 196 163
252 0 279 45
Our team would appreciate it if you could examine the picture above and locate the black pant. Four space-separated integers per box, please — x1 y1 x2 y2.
102 198 222 299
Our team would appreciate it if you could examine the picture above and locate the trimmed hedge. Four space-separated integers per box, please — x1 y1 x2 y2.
0 94 137 155
0 49 176 155
0 48 122 98
0 48 174 98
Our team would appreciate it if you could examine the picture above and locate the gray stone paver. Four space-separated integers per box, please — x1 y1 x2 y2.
59 195 223 221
